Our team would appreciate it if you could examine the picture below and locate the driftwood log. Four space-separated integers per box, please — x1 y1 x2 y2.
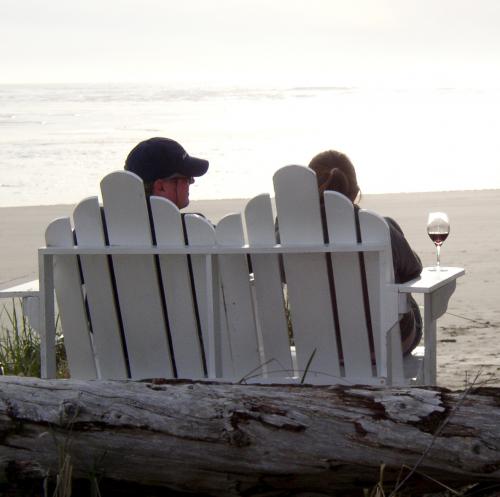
1 376 500 496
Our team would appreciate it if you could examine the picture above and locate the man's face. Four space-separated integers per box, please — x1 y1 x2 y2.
152 176 194 209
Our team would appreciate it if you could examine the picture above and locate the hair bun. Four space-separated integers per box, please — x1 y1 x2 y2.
320 168 350 198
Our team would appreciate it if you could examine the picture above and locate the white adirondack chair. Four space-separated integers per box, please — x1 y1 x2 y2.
38 165 464 385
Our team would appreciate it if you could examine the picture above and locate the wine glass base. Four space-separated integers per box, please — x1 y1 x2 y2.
427 266 448 272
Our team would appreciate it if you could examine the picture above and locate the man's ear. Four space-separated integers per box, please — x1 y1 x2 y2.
152 178 165 195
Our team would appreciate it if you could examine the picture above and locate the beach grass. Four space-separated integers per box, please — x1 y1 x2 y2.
0 298 67 378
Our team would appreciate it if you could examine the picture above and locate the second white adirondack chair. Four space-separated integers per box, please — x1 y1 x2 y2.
39 165 464 385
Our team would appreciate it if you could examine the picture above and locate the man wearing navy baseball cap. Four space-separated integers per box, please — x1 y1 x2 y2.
125 137 209 209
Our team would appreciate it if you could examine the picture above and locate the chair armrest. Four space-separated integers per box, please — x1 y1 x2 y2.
0 279 41 336
394 267 465 315
396 267 465 295
396 267 465 321
0 279 39 298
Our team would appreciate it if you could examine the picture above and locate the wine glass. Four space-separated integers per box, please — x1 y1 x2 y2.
427 212 450 270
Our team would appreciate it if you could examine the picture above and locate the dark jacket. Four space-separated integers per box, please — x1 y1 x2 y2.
385 216 422 284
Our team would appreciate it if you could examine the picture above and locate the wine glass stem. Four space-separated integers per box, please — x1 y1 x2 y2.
436 245 441 268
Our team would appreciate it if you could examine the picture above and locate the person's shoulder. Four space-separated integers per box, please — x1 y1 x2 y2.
384 216 404 235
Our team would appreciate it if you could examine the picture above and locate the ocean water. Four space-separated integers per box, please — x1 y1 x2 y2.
1 84 499 207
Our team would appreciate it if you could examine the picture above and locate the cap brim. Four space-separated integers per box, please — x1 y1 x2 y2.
184 156 209 177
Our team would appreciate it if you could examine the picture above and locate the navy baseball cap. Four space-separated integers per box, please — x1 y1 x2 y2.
124 137 209 182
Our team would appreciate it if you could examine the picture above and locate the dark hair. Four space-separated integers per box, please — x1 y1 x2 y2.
308 150 360 203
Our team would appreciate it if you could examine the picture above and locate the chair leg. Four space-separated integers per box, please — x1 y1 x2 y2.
423 293 437 385
422 281 457 385
39 253 57 379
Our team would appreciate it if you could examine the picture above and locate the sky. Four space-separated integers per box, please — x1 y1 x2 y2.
1 0 500 88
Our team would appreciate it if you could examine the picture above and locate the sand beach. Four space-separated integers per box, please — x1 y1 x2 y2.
1 190 499 390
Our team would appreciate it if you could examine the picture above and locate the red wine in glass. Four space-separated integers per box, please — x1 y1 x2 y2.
428 232 449 246
427 212 450 269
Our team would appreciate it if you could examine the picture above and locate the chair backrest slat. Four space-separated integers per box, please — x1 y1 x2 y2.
358 210 402 382
273 166 341 383
150 197 205 378
216 214 261 380
46 217 97 379
73 196 128 379
184 214 232 377
244 194 293 378
100 172 173 379
324 192 373 378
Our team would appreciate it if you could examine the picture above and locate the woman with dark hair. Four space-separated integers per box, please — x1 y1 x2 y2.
308 150 423 356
